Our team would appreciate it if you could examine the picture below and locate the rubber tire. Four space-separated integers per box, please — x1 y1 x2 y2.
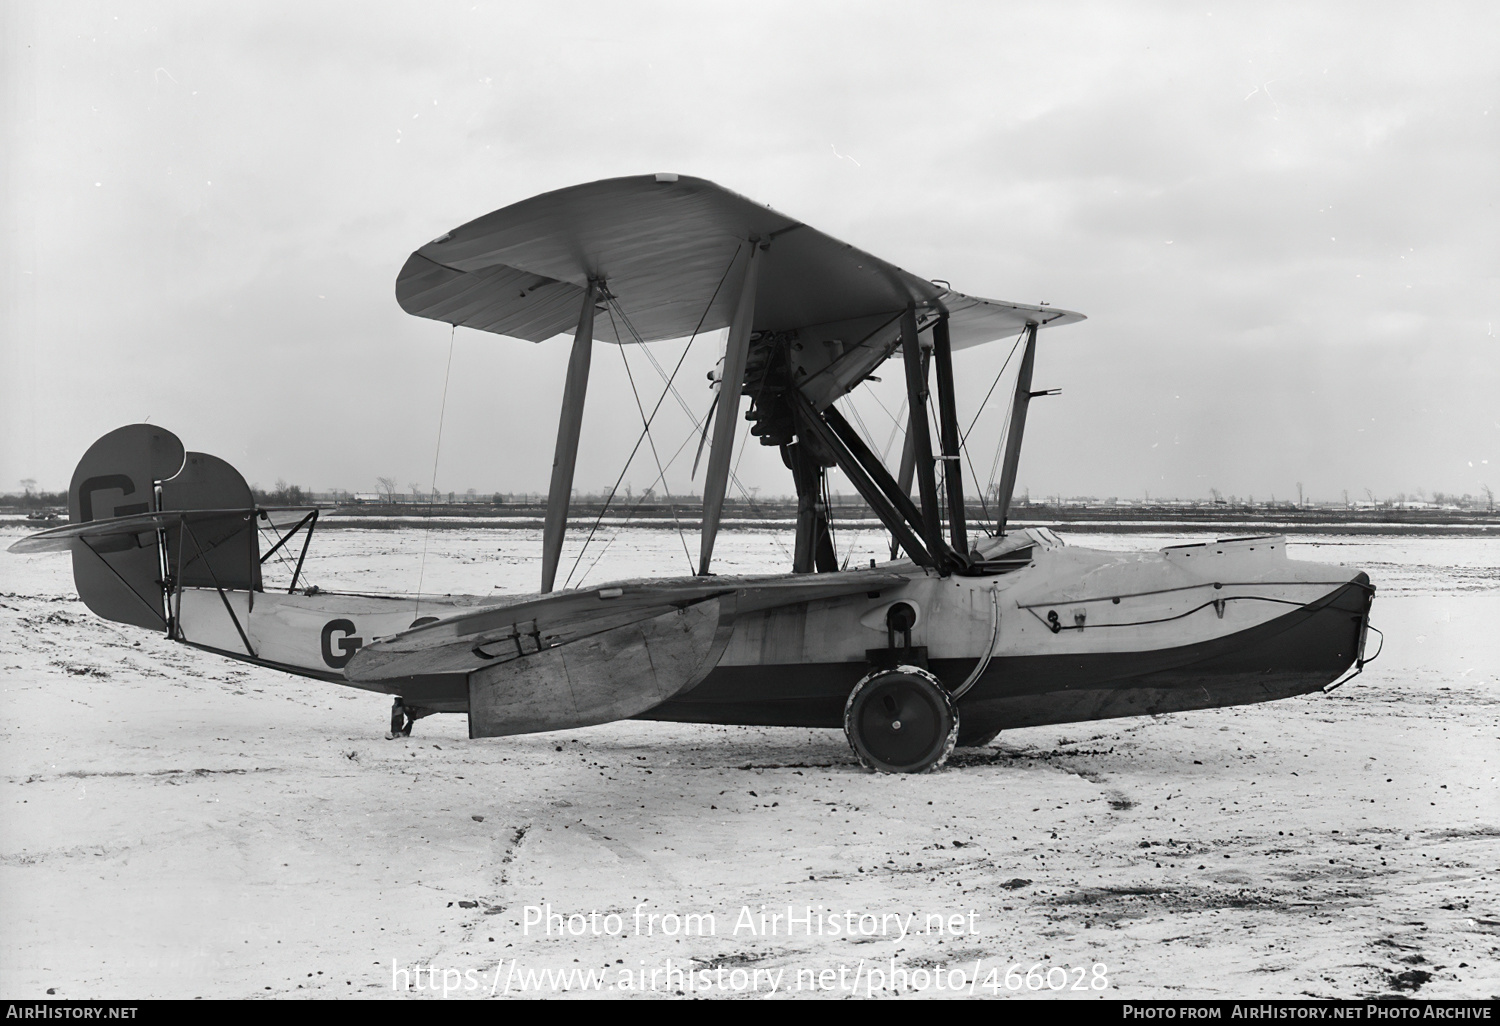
844 666 959 774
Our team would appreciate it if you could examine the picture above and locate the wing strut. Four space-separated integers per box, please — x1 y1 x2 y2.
931 314 970 557
994 321 1038 535
540 282 598 594
793 393 934 568
891 404 918 560
697 241 762 575
787 441 837 574
900 304 949 562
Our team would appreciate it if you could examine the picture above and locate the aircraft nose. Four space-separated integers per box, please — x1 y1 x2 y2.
1344 570 1374 603
1335 569 1376 617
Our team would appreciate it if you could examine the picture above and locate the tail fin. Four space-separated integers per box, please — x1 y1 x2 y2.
67 425 261 631
161 452 262 593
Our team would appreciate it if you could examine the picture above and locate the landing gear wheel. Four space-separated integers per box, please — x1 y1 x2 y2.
387 698 419 739
844 666 958 774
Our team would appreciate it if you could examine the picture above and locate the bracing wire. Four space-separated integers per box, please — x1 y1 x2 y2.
840 394 880 456
850 329 1016 542
628 326 793 564
962 333 1023 445
560 332 695 591
573 415 793 587
862 383 904 431
639 347 795 565
961 431 993 530
561 246 742 589
945 330 1025 534
256 518 310 587
833 392 884 558
868 392 907 462
985 386 1020 504
613 311 694 573
414 327 456 613
574 420 703 588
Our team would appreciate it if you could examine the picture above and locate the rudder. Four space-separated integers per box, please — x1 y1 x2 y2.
69 425 186 629
68 425 263 631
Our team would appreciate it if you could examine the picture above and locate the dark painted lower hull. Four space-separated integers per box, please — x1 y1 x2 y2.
637 576 1373 733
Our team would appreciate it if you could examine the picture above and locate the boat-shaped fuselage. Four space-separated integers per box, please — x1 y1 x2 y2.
170 530 1372 736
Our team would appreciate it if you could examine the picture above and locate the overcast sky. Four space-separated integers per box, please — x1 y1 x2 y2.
3 1 1496 505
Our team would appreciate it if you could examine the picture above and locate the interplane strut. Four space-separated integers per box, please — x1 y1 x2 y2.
994 322 1039 536
540 282 598 594
697 242 762 575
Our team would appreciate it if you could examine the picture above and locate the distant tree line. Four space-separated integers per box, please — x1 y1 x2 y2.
251 479 310 506
4 477 1496 512
4 479 64 508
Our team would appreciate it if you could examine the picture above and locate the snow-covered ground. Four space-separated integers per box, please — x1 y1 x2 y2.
1 525 1495 999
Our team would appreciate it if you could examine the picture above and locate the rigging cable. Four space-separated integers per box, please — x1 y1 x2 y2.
633 329 793 564
561 245 742 589
574 418 704 588
413 325 456 615
961 330 1025 532
960 428 992 529
961 332 1023 445
841 394 880 455
560 330 695 591
574 414 791 587
831 394 880 566
612 308 694 573
984 385 1020 510
256 517 311 589
608 276 835 570
869 392 907 462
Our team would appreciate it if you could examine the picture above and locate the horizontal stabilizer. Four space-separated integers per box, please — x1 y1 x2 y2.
24 424 301 633
9 507 314 554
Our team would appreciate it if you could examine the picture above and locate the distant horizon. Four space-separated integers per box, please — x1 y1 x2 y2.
5 483 1494 510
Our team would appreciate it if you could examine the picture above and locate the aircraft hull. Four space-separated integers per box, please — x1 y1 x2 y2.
636 575 1370 732
165 532 1372 740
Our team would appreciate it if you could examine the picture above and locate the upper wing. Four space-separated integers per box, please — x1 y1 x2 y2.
395 174 1083 350
938 288 1083 352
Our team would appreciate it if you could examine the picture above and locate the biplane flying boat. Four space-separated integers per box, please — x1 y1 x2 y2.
10 174 1377 772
